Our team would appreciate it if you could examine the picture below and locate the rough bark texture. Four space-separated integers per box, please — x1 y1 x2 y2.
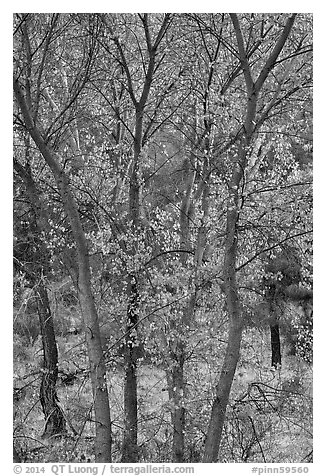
37 284 66 437
266 284 282 369
14 159 66 438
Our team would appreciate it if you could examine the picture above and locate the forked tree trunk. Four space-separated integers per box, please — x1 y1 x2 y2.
14 79 112 462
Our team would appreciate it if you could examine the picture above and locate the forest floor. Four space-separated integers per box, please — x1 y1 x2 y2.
13 324 313 463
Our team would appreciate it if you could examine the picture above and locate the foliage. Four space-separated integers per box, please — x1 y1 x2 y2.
13 12 312 463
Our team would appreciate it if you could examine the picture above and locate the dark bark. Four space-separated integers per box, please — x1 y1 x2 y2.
14 159 66 437
37 284 66 437
270 323 282 368
266 286 282 369
121 275 139 462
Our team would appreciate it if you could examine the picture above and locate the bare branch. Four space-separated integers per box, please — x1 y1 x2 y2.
236 229 312 272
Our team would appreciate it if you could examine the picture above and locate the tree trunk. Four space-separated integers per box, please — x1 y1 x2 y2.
266 285 282 369
77 267 111 462
203 12 296 463
121 106 142 461
14 78 112 462
121 275 139 462
203 155 244 462
37 284 66 437
203 319 243 462
169 345 186 463
14 158 66 437
59 181 111 462
203 272 244 460
270 323 282 368
115 17 170 460
167 155 196 463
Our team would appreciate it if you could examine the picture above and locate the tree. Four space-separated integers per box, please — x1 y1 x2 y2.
13 14 112 462
202 13 312 462
92 13 179 461
13 12 312 464
14 147 66 437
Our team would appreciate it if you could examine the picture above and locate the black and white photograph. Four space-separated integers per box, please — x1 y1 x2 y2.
12 8 314 469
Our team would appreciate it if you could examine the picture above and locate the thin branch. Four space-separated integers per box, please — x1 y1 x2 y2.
104 289 193 356
143 249 195 268
248 415 266 463
236 229 312 272
34 14 60 121
230 14 254 95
